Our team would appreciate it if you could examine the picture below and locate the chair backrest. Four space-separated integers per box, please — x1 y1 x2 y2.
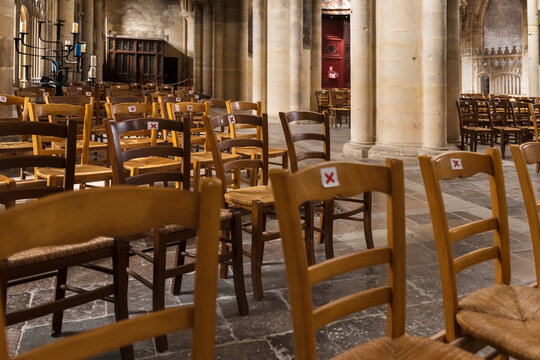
203 113 269 194
488 100 513 127
278 111 330 173
0 184 221 360
329 88 348 108
528 103 540 141
106 95 147 106
456 99 479 128
156 95 180 117
105 102 155 121
418 148 511 342
105 117 190 189
204 99 228 116
510 101 531 127
0 121 76 206
29 102 95 165
0 95 27 121
63 84 92 96
269 160 405 360
315 90 330 113
511 142 540 284
45 94 92 106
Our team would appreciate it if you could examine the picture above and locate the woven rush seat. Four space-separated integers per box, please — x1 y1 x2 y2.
456 284 540 359
36 164 113 183
161 209 234 233
463 126 491 132
333 335 480 360
191 151 239 165
224 185 274 207
52 139 108 151
0 141 34 153
123 156 181 173
118 137 165 149
493 126 522 132
8 236 114 268
235 146 287 157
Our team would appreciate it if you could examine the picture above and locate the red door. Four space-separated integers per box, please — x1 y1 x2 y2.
322 16 350 89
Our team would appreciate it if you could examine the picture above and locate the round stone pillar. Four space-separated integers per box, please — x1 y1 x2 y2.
202 2 213 96
310 0 322 112
290 0 303 110
422 0 447 150
447 0 461 144
528 0 539 97
267 0 290 119
253 0 267 111
344 0 375 158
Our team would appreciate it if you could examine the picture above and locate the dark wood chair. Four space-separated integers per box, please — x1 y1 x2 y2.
279 111 373 263
0 121 133 359
456 99 493 152
487 100 523 158
329 88 350 128
510 101 535 141
315 90 330 114
0 184 223 360
419 149 540 359
0 95 33 158
270 161 479 360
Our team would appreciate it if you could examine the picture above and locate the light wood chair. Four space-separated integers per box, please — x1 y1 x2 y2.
270 161 480 360
29 102 113 186
279 111 373 263
204 112 282 301
419 148 540 359
328 88 350 128
226 100 288 169
0 95 33 157
511 142 540 284
0 184 222 360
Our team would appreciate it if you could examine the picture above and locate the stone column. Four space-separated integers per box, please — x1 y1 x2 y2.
344 0 375 158
368 0 424 159
528 0 539 96
202 2 213 96
290 0 302 110
82 0 95 77
239 0 250 101
267 0 290 120
446 0 461 144
94 0 105 80
0 5 14 117
252 0 267 110
213 0 224 98
422 0 447 150
193 4 203 93
310 0 321 112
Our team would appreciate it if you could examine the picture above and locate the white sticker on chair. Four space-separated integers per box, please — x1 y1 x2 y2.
187 104 193 111
450 158 463 170
228 115 236 124
189 90 194 94
43 92 49 97
77 87 83 91
85 91 92 97
321 167 339 188
176 97 181 102
148 121 159 130
194 94 200 99
0 96 6 103
128 105 137 113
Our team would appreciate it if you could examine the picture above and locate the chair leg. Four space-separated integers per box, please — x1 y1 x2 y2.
323 199 334 259
152 233 168 352
51 268 68 336
281 153 288 169
171 240 187 295
113 238 134 360
251 201 265 301
317 207 325 244
219 240 230 279
363 192 374 249
230 212 249 315
500 131 506 159
303 201 316 265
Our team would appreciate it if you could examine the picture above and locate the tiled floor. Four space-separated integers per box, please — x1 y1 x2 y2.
3 124 537 359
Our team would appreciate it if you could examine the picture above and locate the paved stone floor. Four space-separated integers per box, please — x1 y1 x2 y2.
4 123 537 359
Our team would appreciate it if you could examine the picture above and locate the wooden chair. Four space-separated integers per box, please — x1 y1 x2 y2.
456 99 493 152
204 113 285 301
106 95 147 105
315 90 330 114
226 100 288 169
29 103 113 186
0 95 33 157
279 111 373 263
270 161 479 360
0 121 134 359
106 117 247 351
419 149 540 359
0 184 222 360
487 100 523 158
510 101 535 141
63 84 92 96
329 88 350 128
105 102 161 149
511 142 540 284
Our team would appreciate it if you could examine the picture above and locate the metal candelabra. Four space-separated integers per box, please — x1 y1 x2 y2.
14 20 88 95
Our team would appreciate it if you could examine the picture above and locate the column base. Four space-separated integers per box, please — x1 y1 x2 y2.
343 141 374 159
365 143 461 162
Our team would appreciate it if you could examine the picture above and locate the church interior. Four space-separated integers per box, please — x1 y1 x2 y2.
1 0 540 359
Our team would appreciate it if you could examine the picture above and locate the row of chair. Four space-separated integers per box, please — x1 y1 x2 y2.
6 137 540 359
315 88 350 128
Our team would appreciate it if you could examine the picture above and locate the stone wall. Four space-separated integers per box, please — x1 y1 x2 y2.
484 0 522 50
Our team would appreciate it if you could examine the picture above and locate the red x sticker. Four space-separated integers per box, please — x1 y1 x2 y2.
0 96 6 103
187 105 193 111
43 92 49 97
450 158 463 170
321 167 339 188
128 106 136 113
85 91 92 97
77 87 82 91
147 121 159 130
228 115 236 124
